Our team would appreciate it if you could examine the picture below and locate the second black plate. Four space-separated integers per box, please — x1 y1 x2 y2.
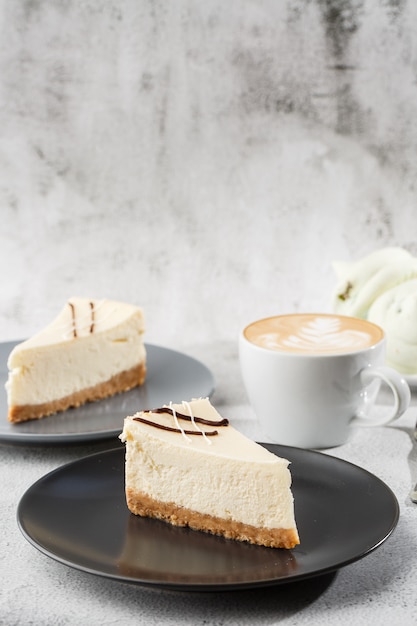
0 342 215 444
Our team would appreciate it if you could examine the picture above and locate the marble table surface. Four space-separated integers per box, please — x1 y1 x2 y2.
1 340 416 626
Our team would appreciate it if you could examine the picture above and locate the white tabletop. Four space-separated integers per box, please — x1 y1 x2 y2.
1 341 416 626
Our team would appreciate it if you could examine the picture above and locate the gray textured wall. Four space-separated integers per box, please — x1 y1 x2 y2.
1 0 417 347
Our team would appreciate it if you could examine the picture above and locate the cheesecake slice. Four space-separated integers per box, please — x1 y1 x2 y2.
119 398 299 549
6 297 146 423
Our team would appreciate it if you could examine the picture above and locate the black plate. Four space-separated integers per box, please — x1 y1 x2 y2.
17 444 399 591
0 341 215 444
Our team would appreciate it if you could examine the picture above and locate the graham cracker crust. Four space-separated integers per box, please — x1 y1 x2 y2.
8 361 147 423
126 487 300 549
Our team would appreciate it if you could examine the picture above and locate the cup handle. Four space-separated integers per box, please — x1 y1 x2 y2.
351 366 411 427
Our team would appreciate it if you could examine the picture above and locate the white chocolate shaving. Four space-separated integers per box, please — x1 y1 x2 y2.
170 401 192 444
182 400 212 445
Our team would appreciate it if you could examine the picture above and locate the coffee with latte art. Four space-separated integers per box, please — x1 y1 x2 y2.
244 314 383 355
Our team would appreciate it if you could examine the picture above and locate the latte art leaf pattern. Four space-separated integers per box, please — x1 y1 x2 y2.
281 317 371 352
247 314 381 354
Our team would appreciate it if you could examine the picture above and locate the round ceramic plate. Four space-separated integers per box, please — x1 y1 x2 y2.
0 341 215 444
17 444 399 591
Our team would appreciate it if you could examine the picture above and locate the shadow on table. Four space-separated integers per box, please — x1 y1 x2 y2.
206 571 337 617
84 570 338 624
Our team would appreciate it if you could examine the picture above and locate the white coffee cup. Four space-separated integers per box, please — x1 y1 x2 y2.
239 313 410 449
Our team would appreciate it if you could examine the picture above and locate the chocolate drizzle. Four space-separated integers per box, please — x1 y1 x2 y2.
144 407 229 427
134 406 229 438
135 416 219 436
89 301 95 333
67 300 96 338
68 302 77 338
